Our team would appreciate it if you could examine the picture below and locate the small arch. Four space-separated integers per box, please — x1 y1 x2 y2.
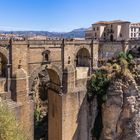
76 48 90 67
45 53 49 61
42 50 50 62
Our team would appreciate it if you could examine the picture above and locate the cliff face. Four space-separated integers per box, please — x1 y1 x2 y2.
101 75 140 140
87 74 140 140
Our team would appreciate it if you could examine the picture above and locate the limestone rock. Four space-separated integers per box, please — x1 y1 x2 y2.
101 75 140 140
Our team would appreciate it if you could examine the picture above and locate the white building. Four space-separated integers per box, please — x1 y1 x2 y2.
85 20 130 41
130 23 140 40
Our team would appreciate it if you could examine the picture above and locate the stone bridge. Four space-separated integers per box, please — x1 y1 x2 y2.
0 39 140 140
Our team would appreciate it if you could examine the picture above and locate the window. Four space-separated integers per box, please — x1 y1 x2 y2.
131 33 133 37
134 28 136 32
120 33 122 38
134 33 136 37
45 53 49 61
97 27 99 30
42 50 50 62
131 28 133 32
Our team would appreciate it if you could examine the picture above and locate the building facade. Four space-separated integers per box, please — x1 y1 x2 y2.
85 20 140 41
130 23 140 40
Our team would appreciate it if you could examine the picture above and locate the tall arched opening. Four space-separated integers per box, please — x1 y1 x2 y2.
75 48 90 79
0 52 8 93
31 66 62 140
0 52 7 78
76 48 90 67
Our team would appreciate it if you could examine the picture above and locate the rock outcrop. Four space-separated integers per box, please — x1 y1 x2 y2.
87 74 140 140
101 75 140 140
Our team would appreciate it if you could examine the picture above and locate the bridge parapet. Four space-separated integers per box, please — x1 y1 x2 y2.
0 40 10 46
0 38 93 46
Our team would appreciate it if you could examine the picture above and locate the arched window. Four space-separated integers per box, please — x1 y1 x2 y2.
42 50 50 62
76 48 90 67
45 53 49 61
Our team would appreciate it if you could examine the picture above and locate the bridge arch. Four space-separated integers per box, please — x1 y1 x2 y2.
29 64 62 91
30 64 62 140
76 48 90 67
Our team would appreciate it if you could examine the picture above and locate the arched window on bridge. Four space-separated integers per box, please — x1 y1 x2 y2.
76 48 90 67
0 53 7 77
42 50 50 62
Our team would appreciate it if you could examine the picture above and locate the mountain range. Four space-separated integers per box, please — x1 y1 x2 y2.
0 28 87 38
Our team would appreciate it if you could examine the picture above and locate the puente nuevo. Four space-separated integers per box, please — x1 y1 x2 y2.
0 38 140 140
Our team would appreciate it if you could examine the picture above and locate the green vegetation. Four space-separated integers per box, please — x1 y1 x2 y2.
0 102 27 140
34 106 42 125
34 104 48 140
87 69 110 140
87 69 110 104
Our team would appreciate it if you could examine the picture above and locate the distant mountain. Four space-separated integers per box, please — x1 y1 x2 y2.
64 28 87 38
0 28 87 38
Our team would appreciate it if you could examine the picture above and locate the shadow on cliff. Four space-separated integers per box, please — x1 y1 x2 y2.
72 94 88 140
72 80 98 140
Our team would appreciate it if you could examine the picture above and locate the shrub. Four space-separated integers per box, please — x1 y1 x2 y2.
87 69 110 104
0 102 27 140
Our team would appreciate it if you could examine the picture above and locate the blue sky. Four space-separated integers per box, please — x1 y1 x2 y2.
0 0 140 32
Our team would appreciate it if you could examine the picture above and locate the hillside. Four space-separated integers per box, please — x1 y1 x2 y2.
0 28 87 38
